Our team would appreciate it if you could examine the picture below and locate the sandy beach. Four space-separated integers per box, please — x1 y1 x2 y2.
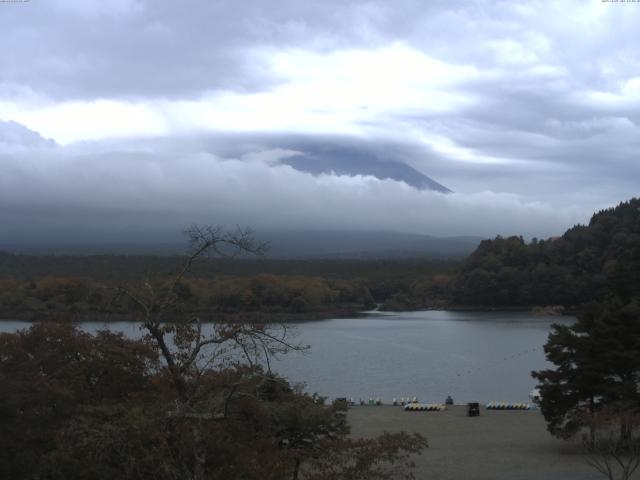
348 405 621 480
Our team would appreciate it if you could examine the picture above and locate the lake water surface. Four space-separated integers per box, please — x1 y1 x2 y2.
1 310 573 404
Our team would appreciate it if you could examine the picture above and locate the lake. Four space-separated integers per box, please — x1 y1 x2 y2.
0 310 572 404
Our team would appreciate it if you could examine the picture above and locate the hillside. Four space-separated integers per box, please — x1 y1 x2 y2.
450 198 640 307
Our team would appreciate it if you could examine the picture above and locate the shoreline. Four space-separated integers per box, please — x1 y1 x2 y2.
380 304 576 316
0 308 366 323
0 304 575 323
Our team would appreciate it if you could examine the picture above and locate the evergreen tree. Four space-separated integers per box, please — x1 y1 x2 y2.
532 298 640 439
453 197 640 308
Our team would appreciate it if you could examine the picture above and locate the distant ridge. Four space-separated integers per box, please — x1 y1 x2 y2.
0 230 483 259
257 231 480 259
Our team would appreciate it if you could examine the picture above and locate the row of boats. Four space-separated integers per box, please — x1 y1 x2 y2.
403 402 533 411
348 398 536 409
404 403 447 411
485 402 532 410
344 390 543 409
343 389 542 408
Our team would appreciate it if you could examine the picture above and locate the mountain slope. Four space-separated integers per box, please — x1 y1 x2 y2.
281 152 451 192
0 120 56 148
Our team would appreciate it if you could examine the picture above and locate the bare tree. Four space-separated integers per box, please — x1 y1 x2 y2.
581 407 640 480
114 225 305 480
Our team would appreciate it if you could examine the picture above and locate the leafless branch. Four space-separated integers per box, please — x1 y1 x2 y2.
581 408 640 480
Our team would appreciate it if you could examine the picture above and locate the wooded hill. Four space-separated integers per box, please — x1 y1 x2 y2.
451 198 640 308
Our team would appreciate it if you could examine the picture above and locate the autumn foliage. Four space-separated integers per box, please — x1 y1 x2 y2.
0 226 426 480
0 323 426 480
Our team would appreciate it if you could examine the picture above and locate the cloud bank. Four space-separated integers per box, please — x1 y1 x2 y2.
0 1 638 243
0 142 585 243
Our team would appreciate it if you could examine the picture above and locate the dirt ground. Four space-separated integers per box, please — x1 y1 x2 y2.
347 405 630 480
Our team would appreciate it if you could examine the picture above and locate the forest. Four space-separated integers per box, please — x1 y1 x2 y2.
0 198 638 321
450 198 640 309
0 253 456 321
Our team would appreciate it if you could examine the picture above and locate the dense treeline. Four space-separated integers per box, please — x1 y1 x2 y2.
451 198 640 308
0 253 457 282
0 275 375 321
0 255 457 320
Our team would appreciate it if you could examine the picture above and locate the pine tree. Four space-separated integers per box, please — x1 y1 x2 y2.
532 298 640 439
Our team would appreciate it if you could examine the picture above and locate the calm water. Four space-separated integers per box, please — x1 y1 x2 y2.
1 310 572 404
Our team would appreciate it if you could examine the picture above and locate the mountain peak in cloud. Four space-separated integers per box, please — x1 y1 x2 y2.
0 120 57 149
281 151 451 193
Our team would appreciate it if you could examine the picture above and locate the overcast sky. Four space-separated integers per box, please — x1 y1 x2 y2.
1 0 639 243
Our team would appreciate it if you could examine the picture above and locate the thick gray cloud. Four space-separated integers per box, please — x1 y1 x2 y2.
0 143 584 243
2 1 638 100
0 0 638 242
1 0 390 99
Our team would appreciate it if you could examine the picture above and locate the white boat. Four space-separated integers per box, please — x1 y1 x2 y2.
529 388 541 404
